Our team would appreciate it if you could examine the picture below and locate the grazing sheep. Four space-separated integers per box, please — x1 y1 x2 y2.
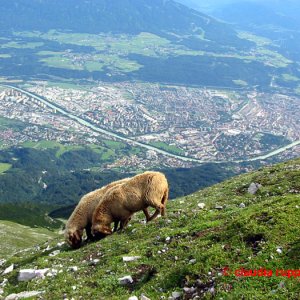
92 171 169 237
65 178 130 249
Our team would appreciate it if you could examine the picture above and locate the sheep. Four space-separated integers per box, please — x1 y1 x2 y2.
92 171 169 237
64 178 130 249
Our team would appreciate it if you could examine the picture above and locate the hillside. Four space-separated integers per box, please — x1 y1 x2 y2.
0 158 299 299
0 145 236 207
0 220 58 259
0 0 244 48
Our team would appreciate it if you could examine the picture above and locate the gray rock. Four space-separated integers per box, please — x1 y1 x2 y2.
128 297 138 300
2 264 13 275
89 259 100 266
0 288 3 295
171 291 182 299
239 203 246 208
215 205 223 210
49 250 60 257
0 260 6 267
197 203 205 209
122 256 141 262
248 183 262 195
69 266 78 272
0 279 8 287
189 259 196 264
18 269 49 282
183 287 196 293
118 275 134 285
140 294 151 300
5 291 44 300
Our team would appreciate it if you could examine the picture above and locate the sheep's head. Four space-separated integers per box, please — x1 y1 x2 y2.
92 223 112 239
65 229 82 249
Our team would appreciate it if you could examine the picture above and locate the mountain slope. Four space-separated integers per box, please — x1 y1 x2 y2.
0 0 245 49
0 220 58 259
1 158 299 299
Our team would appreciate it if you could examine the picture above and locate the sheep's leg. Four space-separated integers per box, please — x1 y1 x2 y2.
143 208 151 222
85 223 94 241
118 216 132 231
113 220 120 232
160 188 169 217
147 208 161 222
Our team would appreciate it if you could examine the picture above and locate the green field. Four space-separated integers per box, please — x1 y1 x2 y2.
0 54 11 58
0 163 12 174
21 140 119 161
6 29 292 86
22 141 83 157
1 41 44 49
282 74 300 82
233 79 248 86
149 141 185 155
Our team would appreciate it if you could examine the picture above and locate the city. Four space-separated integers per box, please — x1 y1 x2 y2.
0 81 299 170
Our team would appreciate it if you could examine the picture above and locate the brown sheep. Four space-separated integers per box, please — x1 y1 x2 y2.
65 178 130 249
92 171 169 237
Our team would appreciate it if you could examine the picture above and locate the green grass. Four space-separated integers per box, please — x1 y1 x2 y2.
2 158 300 298
22 141 83 158
238 32 272 47
282 74 300 82
103 140 127 150
40 55 83 71
0 54 11 58
233 79 248 86
21 140 117 161
149 141 185 155
0 220 58 258
1 41 44 49
0 163 12 174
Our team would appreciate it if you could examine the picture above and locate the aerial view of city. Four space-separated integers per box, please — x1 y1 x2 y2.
0 81 299 170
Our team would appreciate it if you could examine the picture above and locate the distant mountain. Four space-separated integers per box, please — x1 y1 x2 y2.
0 0 244 49
213 1 300 31
211 1 300 62
0 0 298 89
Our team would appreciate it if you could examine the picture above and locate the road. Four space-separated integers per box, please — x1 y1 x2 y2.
1 84 300 164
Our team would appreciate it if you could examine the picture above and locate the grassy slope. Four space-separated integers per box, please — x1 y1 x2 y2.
0 221 58 258
1 158 300 299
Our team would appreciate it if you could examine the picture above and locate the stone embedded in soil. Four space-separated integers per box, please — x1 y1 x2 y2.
198 203 205 209
239 203 246 208
49 250 60 257
128 296 138 300
0 260 6 267
118 275 134 285
4 290 44 300
18 269 50 282
122 256 141 262
2 264 13 275
248 182 262 195
140 294 151 300
171 291 182 299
